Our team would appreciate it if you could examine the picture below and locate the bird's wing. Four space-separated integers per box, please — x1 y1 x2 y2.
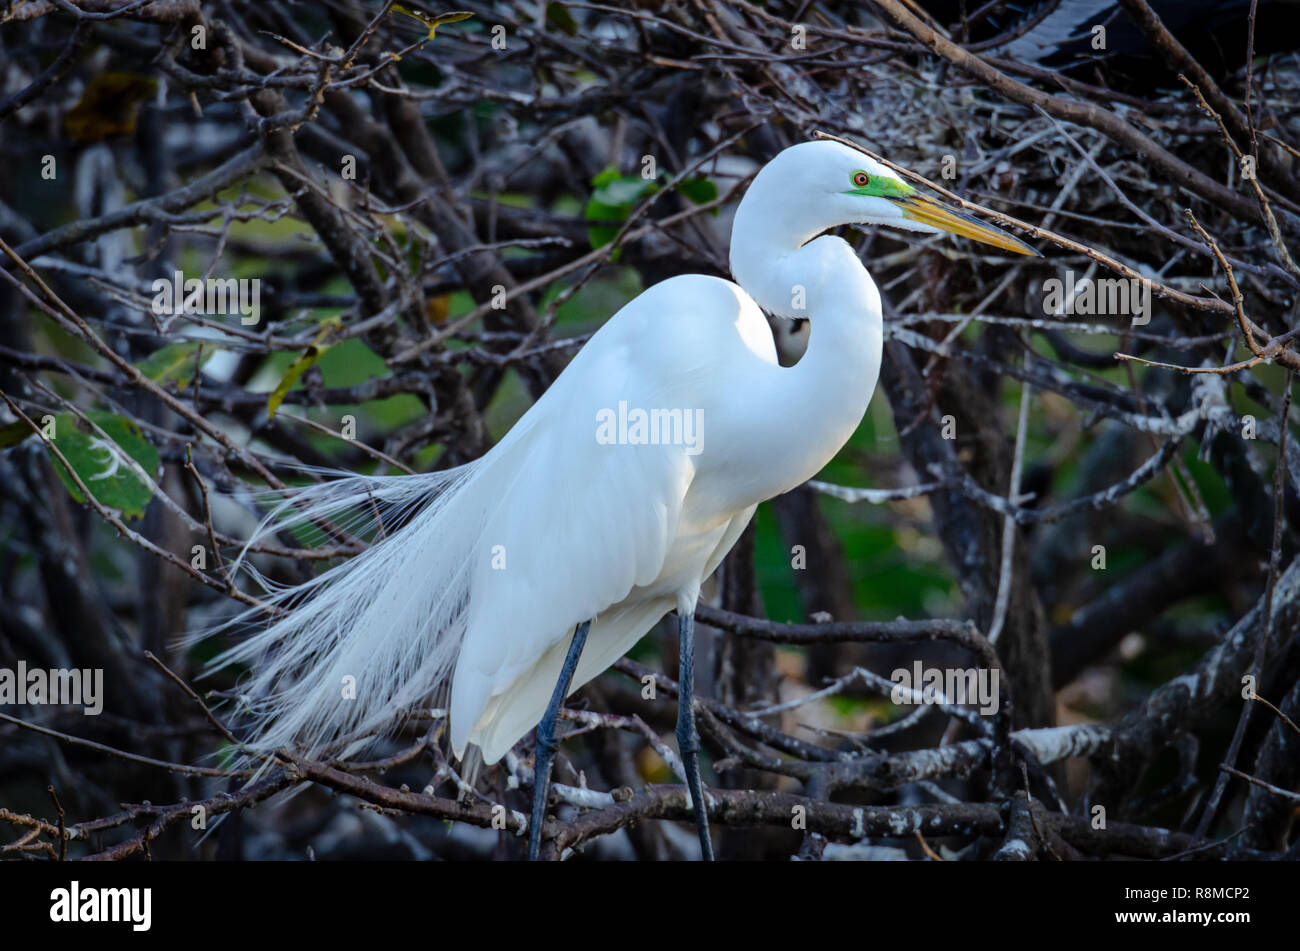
448 274 774 754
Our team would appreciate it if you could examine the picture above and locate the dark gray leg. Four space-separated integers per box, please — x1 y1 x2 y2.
527 619 590 861
677 611 714 861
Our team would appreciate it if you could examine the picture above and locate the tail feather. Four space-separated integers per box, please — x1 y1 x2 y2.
191 462 480 761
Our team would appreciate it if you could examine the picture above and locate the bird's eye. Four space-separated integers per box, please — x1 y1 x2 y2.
852 171 870 187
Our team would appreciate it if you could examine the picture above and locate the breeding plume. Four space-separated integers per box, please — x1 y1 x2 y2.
204 139 1036 860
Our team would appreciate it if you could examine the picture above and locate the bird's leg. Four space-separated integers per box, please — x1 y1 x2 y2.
676 610 714 861
527 618 591 861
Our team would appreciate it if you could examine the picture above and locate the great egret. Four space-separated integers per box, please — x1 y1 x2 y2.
204 139 1037 861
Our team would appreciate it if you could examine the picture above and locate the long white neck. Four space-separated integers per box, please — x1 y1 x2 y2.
729 216 884 497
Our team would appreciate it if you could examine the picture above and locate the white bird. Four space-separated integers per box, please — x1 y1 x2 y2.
202 139 1037 860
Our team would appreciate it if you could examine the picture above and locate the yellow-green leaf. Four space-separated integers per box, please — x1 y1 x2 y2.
393 6 473 40
136 341 216 390
267 320 342 418
64 72 158 143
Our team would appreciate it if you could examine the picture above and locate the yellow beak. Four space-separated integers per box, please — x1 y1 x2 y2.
891 193 1041 256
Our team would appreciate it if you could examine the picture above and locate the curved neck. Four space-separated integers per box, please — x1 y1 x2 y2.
731 229 884 496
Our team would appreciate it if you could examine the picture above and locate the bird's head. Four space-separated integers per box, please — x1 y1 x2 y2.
738 139 1039 257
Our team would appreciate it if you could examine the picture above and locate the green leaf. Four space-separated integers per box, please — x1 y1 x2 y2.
584 204 625 252
544 1 578 35
591 166 621 189
0 419 33 449
48 411 160 520
135 341 216 390
584 167 658 253
679 176 718 206
591 175 656 209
